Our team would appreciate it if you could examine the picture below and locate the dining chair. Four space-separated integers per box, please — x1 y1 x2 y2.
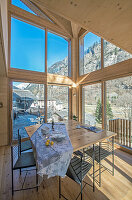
18 129 32 152
84 137 115 187
11 134 38 196
59 151 94 200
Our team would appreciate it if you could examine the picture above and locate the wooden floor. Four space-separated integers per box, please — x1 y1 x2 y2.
0 146 132 200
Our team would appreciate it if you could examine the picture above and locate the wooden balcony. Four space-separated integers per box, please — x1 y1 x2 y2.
109 119 132 148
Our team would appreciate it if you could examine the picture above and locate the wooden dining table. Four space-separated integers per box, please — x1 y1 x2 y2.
25 120 117 194
25 120 117 152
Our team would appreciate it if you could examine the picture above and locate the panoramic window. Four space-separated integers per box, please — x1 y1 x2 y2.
80 32 101 75
47 32 68 76
106 76 132 148
104 40 132 67
82 83 102 127
11 17 45 72
12 0 36 15
12 82 45 139
47 85 69 122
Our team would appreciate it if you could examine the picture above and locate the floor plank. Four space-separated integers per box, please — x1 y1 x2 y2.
0 146 132 200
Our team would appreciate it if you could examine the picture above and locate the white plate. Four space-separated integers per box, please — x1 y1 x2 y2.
50 134 66 142
41 126 50 135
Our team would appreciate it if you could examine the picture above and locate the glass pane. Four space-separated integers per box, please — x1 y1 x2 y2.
82 83 102 127
81 32 101 75
47 32 68 76
47 85 69 122
13 82 44 139
12 0 36 15
104 40 132 67
11 17 45 72
106 76 132 147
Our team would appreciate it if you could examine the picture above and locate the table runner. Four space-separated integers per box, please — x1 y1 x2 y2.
31 123 73 179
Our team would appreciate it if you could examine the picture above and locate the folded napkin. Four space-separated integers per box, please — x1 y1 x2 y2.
81 126 103 133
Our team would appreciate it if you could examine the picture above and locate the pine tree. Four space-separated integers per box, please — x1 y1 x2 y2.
95 99 113 124
95 99 102 124
106 100 113 119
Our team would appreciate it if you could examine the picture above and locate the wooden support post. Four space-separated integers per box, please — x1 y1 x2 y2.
44 84 47 123
129 120 131 148
121 119 123 145
68 87 72 120
123 119 125 146
126 120 128 147
79 85 82 123
109 120 112 131
102 82 106 129
117 119 119 143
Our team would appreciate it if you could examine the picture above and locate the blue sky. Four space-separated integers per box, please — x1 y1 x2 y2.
11 0 68 72
84 32 100 50
12 0 35 14
11 0 100 72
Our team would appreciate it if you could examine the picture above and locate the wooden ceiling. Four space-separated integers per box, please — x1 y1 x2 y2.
30 0 132 54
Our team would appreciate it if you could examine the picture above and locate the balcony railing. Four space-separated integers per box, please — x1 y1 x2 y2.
108 119 132 148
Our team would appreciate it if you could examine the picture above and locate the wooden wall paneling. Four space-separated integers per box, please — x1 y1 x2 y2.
0 77 8 146
0 8 7 76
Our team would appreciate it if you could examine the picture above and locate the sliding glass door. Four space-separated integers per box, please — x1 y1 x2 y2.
12 82 44 139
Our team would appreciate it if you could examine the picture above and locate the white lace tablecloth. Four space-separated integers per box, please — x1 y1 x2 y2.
31 123 73 180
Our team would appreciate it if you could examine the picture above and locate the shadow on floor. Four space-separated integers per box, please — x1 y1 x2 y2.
105 158 132 183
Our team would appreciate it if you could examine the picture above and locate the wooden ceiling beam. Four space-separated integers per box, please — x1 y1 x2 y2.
20 0 53 22
30 0 132 54
78 28 87 38
9 4 71 39
71 22 81 38
29 1 73 38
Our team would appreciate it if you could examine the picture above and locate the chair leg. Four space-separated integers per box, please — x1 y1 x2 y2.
59 176 61 199
20 168 21 175
11 146 14 196
81 181 83 200
93 144 95 192
12 169 14 196
99 142 101 187
36 169 38 192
